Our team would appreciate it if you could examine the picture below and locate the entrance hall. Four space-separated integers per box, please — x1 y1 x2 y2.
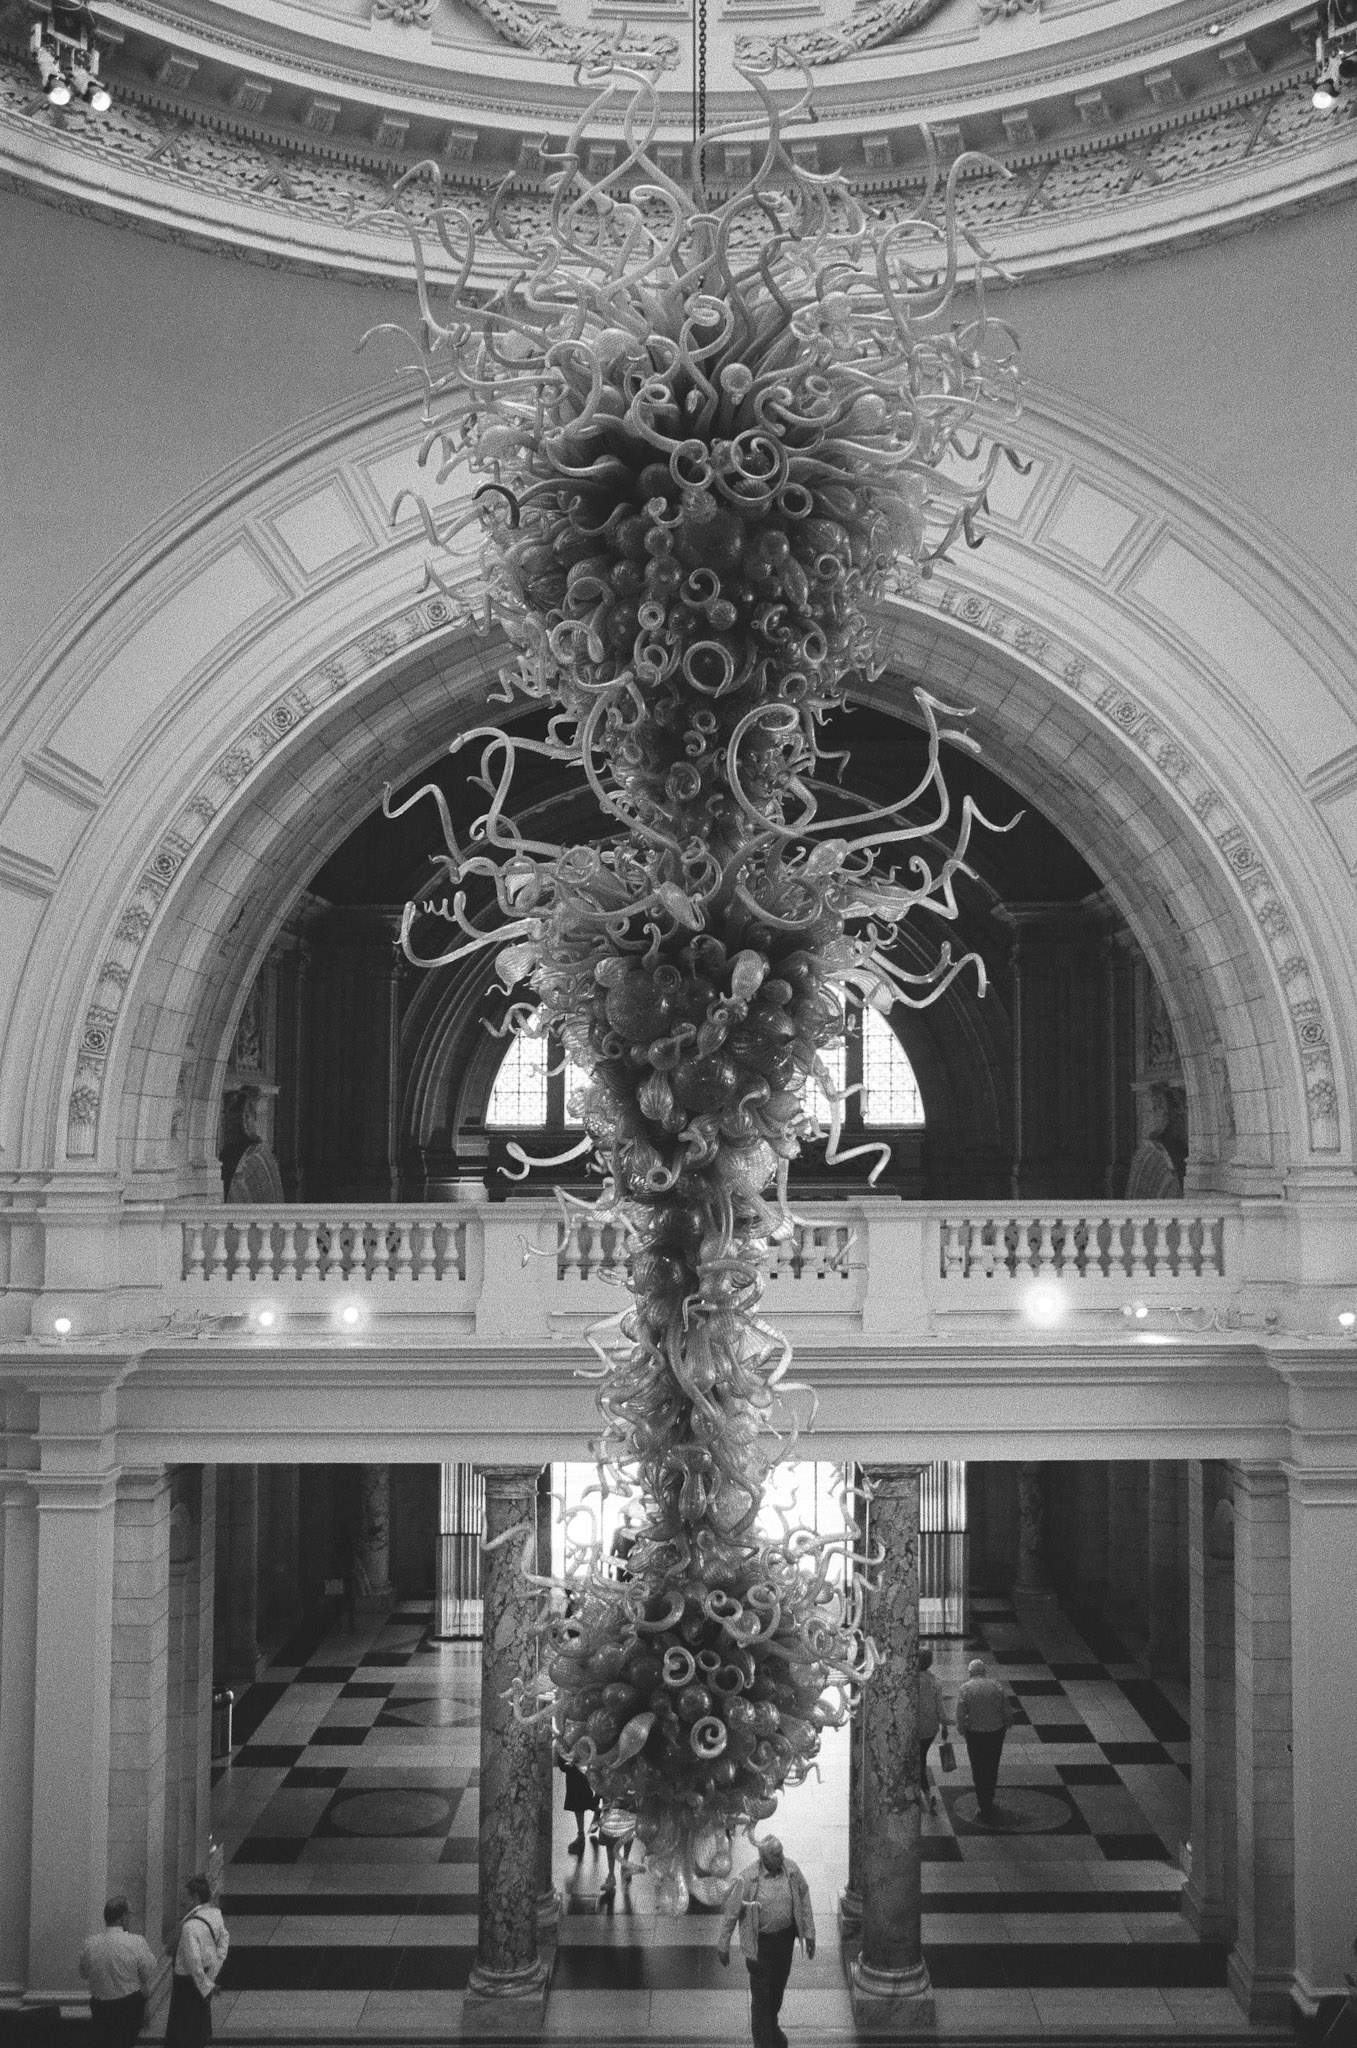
206 1487 1242 2042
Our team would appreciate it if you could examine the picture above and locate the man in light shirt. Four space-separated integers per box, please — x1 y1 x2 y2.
717 1835 816 2048
79 1895 156 2048
955 1655 1014 1823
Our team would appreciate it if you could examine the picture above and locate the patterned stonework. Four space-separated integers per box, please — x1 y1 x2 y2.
64 589 462 1159
900 573 1342 1156
734 0 948 68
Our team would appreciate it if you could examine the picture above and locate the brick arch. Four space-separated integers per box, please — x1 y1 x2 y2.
3 387 1351 1189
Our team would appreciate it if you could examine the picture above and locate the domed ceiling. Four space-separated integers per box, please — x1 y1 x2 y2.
2 0 1354 280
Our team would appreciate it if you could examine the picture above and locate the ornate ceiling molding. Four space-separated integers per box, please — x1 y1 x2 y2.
3 39 1355 286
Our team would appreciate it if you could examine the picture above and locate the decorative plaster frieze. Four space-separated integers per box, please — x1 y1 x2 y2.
734 0 948 64
457 0 680 66
896 573 1342 1155
372 0 438 22
4 46 1353 288
64 593 460 1160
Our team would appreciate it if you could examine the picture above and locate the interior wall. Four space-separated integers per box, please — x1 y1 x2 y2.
5 185 1357 679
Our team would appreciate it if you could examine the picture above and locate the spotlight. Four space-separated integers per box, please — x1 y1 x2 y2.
1314 61 1342 108
29 8 111 114
1122 1300 1150 1321
255 1307 277 1330
53 1316 72 1336
1339 1309 1356 1330
1022 1279 1067 1328
340 1302 362 1327
1206 17 1222 30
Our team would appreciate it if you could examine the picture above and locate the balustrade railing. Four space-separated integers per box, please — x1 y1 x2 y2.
181 1211 469 1284
169 1202 1236 1327
937 1209 1228 1281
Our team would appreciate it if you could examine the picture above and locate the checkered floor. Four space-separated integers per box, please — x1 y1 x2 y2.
204 1593 1263 2039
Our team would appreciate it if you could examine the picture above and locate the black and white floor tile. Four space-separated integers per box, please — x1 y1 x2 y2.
206 1595 1263 2039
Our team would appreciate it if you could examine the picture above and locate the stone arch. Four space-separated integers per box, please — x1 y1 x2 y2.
3 386 1352 1193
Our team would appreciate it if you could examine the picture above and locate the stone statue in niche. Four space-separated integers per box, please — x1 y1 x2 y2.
1126 1081 1187 1197
221 1085 284 1203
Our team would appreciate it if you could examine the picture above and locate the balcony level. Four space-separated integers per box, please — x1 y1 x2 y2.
4 1194 1355 1468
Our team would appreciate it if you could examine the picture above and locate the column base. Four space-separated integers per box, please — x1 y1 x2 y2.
850 1954 936 2033
837 1887 862 1937
462 1959 549 2036
536 1888 561 1977
1181 1875 1233 1944
1227 1949 1294 2024
356 1588 396 1616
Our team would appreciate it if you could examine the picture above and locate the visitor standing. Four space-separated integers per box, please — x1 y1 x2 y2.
955 1656 1013 1822
917 1646 950 1813
163 1876 229 2048
717 1835 816 2048
78 1896 155 2048
597 1798 638 1897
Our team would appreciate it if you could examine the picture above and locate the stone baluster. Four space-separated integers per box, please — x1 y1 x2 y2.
182 1220 206 1282
465 1466 550 2028
850 1464 934 2032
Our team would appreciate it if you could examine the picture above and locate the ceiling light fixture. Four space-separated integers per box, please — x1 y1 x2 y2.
339 1302 362 1327
28 5 112 114
53 1316 72 1336
1023 1280 1068 1328
1339 1309 1356 1331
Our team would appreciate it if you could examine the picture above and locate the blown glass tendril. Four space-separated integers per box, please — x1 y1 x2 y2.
378 57 1022 1911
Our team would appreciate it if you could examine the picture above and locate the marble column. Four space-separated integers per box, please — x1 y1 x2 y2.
850 1466 934 2033
106 1469 172 1939
1184 1460 1236 1944
162 1467 215 1941
357 1463 394 1612
1147 1459 1187 1675
1228 1462 1293 2023
535 1466 560 1948
1014 1460 1051 1592
0 1469 38 1997
464 1467 549 2032
214 1463 260 1687
838 1683 865 1934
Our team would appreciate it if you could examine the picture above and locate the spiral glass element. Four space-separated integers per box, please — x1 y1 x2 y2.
379 57 1021 1904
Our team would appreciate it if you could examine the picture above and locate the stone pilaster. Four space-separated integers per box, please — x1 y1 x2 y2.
1184 1460 1236 1943
464 1466 549 2034
162 1467 215 1941
1072 1462 1109 1611
1227 1462 1293 2023
1147 1459 1188 1674
850 1465 934 2033
214 1463 260 1686
107 1468 172 1940
1014 1460 1051 1593
0 1468 38 1997
1288 1457 1357 2011
1106 1460 1147 1627
259 1463 302 1641
357 1463 394 1612
28 1467 119 1997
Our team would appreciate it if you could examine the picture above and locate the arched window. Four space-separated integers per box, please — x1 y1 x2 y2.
802 999 924 1130
485 1022 589 1128
488 1002 922 1132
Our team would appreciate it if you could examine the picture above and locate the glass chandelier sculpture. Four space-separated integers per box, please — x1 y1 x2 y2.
382 58 1020 1910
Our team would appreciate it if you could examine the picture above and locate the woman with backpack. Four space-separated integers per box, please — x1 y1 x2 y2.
164 1876 229 2048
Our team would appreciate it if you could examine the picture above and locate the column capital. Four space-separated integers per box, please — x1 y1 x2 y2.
861 1462 927 1495
478 1465 544 1503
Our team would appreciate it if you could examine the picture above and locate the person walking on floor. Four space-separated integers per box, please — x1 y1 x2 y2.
163 1875 229 2048
79 1895 156 2048
955 1655 1013 1823
917 1646 950 1813
597 1798 639 1896
717 1835 816 2048
558 1752 599 1856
